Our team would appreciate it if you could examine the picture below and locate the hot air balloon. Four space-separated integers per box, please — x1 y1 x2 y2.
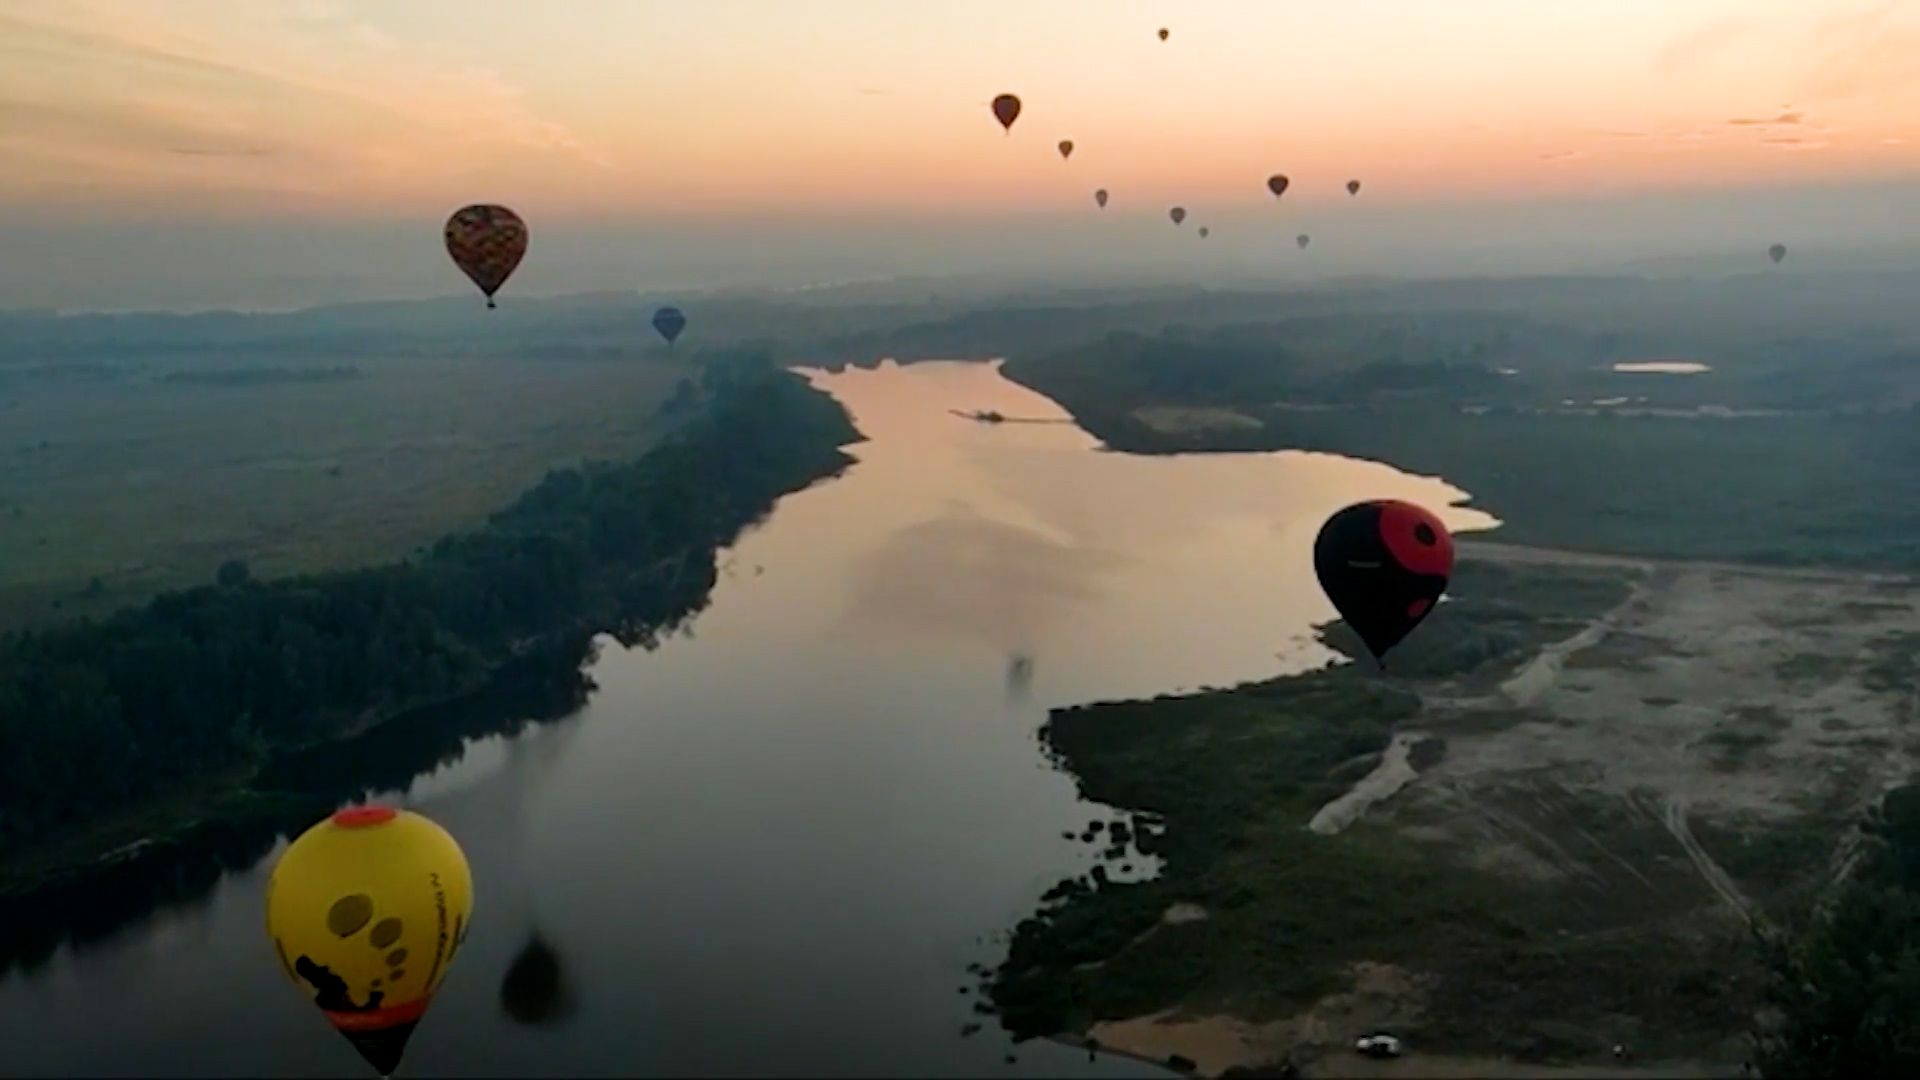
1267 175 1290 198
1313 500 1454 664
1158 28 1170 42
1094 189 1109 209
1347 180 1362 196
653 306 687 345
267 807 474 1076
1297 233 1311 249
1169 207 1187 226
444 205 528 310
1058 139 1074 160
991 94 1021 132
1198 227 1210 239
1768 243 1787 264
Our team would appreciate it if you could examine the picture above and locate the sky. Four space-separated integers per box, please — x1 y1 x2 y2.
3 0 1920 309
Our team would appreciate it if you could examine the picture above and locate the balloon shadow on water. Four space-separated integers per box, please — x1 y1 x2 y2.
499 931 577 1027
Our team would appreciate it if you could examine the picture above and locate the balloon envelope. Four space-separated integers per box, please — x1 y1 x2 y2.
1158 28 1169 41
1058 139 1074 160
1347 180 1362 196
653 306 687 344
1769 243 1787 264
267 807 474 1076
1198 227 1210 239
444 205 528 309
1297 234 1311 249
1267 174 1290 198
991 94 1021 131
1094 189 1109 208
1313 500 1454 662
1169 206 1187 225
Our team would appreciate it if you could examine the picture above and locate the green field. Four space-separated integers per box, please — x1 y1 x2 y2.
0 351 694 628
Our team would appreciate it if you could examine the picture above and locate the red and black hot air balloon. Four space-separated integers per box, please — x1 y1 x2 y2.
444 205 528 310
1313 499 1454 664
1267 174 1290 199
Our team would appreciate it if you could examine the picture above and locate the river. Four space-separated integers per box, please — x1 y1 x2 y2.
0 360 1494 1077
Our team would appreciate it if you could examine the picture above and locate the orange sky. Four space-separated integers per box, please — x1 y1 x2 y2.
5 0 1920 222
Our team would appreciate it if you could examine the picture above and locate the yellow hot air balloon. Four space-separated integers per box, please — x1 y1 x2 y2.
267 806 474 1076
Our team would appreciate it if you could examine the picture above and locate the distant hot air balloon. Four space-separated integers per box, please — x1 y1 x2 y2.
1158 28 1169 42
653 306 687 345
444 205 528 310
1058 139 1074 160
1198 227 1210 239
1769 243 1787 264
1169 207 1187 226
1297 233 1311 249
991 94 1021 132
1313 500 1454 665
1094 189 1109 209
1267 174 1290 198
1347 179 1363 196
267 807 474 1076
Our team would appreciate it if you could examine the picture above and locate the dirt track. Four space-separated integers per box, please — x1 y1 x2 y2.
1092 543 1916 1078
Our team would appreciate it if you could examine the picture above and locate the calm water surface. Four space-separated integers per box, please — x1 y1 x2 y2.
0 360 1494 1077
1612 361 1713 374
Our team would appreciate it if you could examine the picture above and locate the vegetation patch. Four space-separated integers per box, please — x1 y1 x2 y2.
0 358 859 879
985 561 1736 1059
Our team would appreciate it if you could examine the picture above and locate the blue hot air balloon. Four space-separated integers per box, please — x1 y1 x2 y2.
652 306 687 345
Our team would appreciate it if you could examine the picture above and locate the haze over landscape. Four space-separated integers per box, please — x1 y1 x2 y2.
6 0 1920 308
2 3 1919 1079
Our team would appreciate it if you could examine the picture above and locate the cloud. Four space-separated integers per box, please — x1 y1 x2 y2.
0 1 612 200
1727 111 1803 126
1654 14 1754 76
1802 4 1920 100
0 97 287 160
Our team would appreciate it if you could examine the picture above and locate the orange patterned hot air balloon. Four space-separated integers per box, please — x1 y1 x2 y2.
444 205 528 309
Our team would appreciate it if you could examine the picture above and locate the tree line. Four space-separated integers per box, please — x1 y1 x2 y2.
0 354 857 862
1756 780 1920 1077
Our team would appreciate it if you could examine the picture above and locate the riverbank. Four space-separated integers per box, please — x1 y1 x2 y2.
0 364 861 895
987 548 1919 1077
998 342 1920 575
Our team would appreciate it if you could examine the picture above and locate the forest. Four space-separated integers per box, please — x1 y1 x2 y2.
0 354 859 870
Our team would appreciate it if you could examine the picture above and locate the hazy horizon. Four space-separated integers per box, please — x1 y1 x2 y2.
4 0 1920 310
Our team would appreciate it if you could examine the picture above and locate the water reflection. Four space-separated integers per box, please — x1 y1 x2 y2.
1005 653 1035 704
0 359 1495 1078
1613 360 1712 374
0 644 595 980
